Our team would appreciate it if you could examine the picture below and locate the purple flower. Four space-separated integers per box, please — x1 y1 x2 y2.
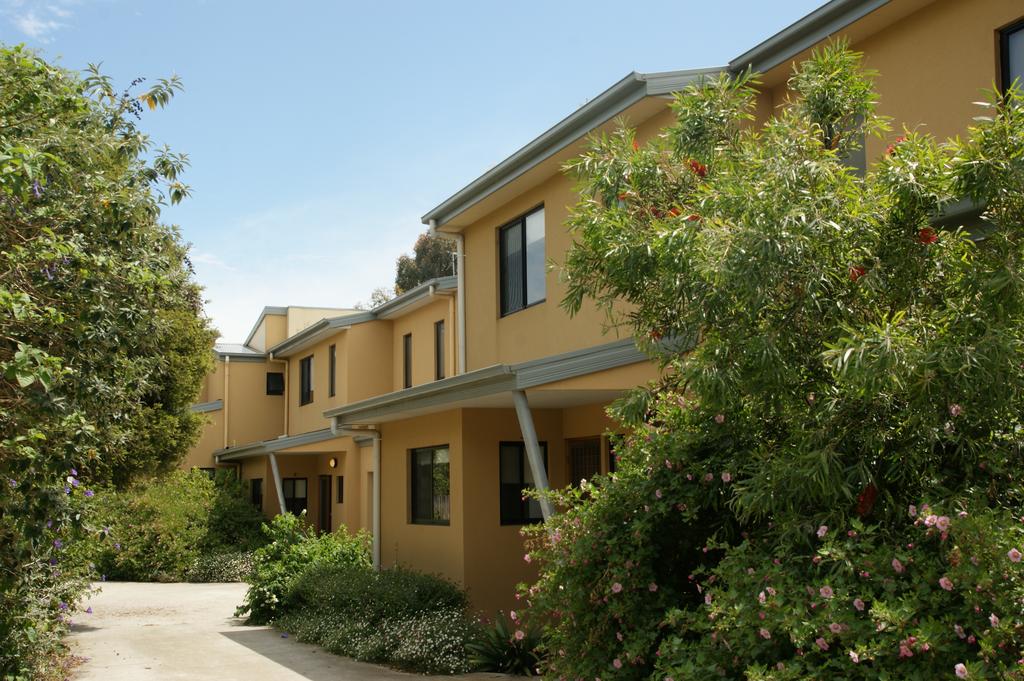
58 601 67 611
70 468 78 476
46 520 53 528
64 487 71 495
101 574 106 582
53 539 62 550
32 180 42 198
114 542 121 551
84 489 94 498
86 607 93 614
7 479 16 489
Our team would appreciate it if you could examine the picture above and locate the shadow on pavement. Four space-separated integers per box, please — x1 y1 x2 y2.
220 629 411 680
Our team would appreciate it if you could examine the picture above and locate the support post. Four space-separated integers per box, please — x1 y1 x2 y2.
372 432 381 570
512 390 554 521
268 451 286 515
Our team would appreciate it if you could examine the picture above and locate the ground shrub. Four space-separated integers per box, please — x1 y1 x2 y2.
87 469 264 582
274 562 477 674
468 612 542 676
235 512 371 624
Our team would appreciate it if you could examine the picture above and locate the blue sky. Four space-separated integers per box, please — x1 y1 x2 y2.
1 0 823 341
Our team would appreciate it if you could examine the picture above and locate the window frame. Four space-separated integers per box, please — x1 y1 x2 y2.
266 371 285 396
499 441 548 526
299 355 314 405
498 205 546 317
250 478 263 511
328 343 337 398
402 333 413 389
434 320 445 381
410 444 451 525
1001 18 1024 93
282 477 308 515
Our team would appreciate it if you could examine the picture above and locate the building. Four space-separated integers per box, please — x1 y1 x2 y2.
186 0 1024 615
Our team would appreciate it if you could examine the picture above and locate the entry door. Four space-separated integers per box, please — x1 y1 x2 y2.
318 475 332 533
568 437 602 486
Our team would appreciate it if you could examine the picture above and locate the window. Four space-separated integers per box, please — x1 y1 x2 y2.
266 372 284 396
410 445 450 524
403 333 413 389
251 478 263 511
336 475 345 503
608 438 618 474
198 467 216 480
499 442 548 525
299 355 313 405
569 438 602 486
282 477 307 515
328 344 337 397
499 206 545 315
1002 19 1024 92
434 320 445 381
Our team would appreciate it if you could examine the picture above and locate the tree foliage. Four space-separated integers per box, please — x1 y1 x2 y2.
524 44 1024 679
0 45 215 677
395 231 455 294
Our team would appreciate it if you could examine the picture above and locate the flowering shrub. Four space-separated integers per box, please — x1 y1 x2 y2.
525 43 1024 679
467 611 542 675
273 561 475 674
235 512 371 624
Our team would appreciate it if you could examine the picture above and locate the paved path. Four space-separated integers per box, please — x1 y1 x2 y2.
69 582 507 681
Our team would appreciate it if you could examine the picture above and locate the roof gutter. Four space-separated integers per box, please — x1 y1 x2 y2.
728 0 891 74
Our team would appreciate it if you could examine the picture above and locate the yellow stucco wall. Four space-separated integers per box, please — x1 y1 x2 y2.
390 297 454 390
461 107 675 372
379 411 465 583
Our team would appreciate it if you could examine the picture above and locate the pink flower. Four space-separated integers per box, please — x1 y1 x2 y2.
655 489 662 499
704 592 713 605
721 472 732 483
759 627 771 639
523 553 531 563
939 576 954 591
908 504 917 517
949 403 963 417
820 586 834 599
829 622 844 634
892 558 905 574
955 663 968 678
853 598 865 611
936 516 951 532
849 651 860 663
612 658 622 669
648 583 658 592
815 637 829 651
1009 548 1022 563
510 610 518 621
924 514 938 527
765 586 776 596
899 645 914 658
954 624 966 639
514 629 525 641
611 582 623 594
990 613 1000 627
817 525 828 538
714 414 725 424
758 591 766 604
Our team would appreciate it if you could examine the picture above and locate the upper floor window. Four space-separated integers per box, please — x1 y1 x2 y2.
1002 19 1024 92
499 206 545 316
266 372 284 396
299 355 314 405
499 441 547 525
411 445 450 524
434 320 445 381
328 344 337 397
403 333 413 389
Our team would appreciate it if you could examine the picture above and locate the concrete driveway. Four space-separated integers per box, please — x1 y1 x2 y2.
69 582 507 681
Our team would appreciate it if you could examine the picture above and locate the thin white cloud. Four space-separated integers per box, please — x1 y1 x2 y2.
3 0 75 41
190 250 236 271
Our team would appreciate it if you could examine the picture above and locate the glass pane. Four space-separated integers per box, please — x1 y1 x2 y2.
413 450 433 521
525 209 545 305
522 444 547 485
1010 28 1024 87
501 222 523 313
527 497 542 521
432 448 450 521
283 479 293 498
295 479 307 498
500 445 521 484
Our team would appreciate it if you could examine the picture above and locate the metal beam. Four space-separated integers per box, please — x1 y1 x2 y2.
511 390 554 521
268 451 286 516
372 433 381 570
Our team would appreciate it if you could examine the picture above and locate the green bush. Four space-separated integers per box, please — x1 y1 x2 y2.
467 612 541 676
235 512 371 624
185 550 254 583
275 562 476 674
87 469 264 582
525 43 1024 680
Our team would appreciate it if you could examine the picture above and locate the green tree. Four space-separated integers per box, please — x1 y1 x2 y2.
524 44 1024 679
0 45 215 677
394 231 455 293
